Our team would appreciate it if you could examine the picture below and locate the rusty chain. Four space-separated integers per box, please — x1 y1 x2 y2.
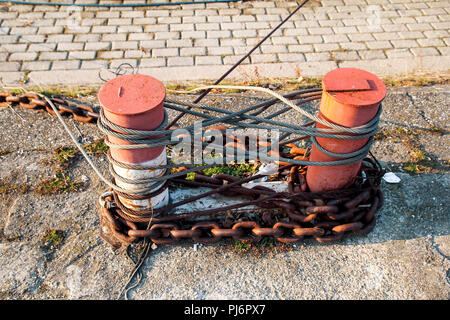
99 154 384 247
0 91 99 123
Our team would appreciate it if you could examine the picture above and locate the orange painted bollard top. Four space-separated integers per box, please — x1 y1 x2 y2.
306 68 386 192
98 74 166 164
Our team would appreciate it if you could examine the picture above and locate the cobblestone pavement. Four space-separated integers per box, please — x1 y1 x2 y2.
0 0 449 85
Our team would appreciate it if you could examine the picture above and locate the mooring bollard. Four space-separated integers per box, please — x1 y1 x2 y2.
306 68 386 192
98 74 169 210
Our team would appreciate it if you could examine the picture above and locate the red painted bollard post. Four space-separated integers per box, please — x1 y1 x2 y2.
306 68 386 192
98 74 169 210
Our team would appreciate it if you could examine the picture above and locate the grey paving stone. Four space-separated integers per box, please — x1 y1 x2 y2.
314 43 340 52
111 41 138 50
385 48 414 59
68 51 96 60
207 47 233 56
411 47 441 57
331 50 359 61
277 53 305 63
207 30 231 39
305 52 332 62
0 62 21 72
287 44 314 53
56 42 84 51
46 34 74 43
391 39 419 48
152 48 179 58
21 61 50 71
249 53 277 64
358 50 387 60
139 58 166 68
0 71 24 84
180 47 206 57
166 39 192 48
366 41 393 49
167 57 194 67
84 42 111 51
9 27 37 35
38 52 67 61
98 51 123 59
80 60 108 70
298 35 323 44
51 60 81 70
437 47 450 56
1 44 27 53
195 56 222 65
0 35 18 44
9 52 38 61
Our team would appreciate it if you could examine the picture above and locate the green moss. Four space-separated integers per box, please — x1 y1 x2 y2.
36 87 98 98
428 126 446 136
227 237 293 257
41 230 65 250
54 147 77 166
36 171 83 195
82 139 109 154
232 240 251 253
184 163 258 181
203 163 258 177
403 163 419 174
0 183 30 195
409 149 426 162
382 77 448 87
259 236 276 249
38 284 48 293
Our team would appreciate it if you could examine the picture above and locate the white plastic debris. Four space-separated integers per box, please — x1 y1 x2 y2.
257 163 279 176
151 243 158 250
250 163 279 183
81 175 90 182
383 172 401 184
